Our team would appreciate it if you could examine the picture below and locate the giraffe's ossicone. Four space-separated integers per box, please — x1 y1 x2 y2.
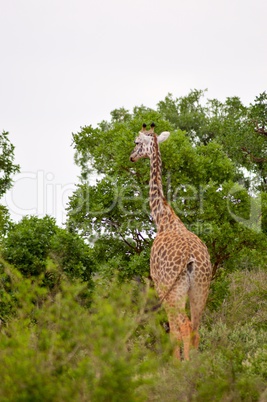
130 123 212 360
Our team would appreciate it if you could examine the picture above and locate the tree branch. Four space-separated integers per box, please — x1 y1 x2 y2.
253 120 267 137
241 147 267 163
105 218 140 253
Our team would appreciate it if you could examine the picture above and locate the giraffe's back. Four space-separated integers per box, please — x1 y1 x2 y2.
150 229 212 292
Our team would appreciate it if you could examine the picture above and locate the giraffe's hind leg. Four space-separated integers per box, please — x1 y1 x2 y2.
165 289 192 361
168 315 182 360
188 278 211 349
165 297 192 360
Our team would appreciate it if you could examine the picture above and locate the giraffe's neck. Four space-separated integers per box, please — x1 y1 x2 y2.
149 136 186 233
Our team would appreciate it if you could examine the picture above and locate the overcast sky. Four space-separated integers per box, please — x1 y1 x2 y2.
1 0 266 225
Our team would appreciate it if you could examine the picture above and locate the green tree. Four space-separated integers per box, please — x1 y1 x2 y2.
2 215 95 284
68 99 267 280
157 89 210 144
0 206 12 244
159 91 267 237
2 215 57 276
50 227 95 284
0 130 20 198
158 90 267 188
0 130 19 244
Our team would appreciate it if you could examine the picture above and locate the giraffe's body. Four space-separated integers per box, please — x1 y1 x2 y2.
130 124 212 360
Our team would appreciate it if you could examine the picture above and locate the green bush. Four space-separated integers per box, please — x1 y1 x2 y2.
2 215 57 277
0 268 164 401
1 215 95 302
50 227 95 283
0 265 267 401
205 270 267 330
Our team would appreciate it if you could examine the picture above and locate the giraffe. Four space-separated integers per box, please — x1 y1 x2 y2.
130 123 212 360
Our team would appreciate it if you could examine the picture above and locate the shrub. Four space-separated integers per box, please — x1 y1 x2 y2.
1 266 267 401
2 216 57 277
0 271 163 401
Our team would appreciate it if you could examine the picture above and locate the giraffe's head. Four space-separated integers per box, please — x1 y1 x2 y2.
130 123 170 162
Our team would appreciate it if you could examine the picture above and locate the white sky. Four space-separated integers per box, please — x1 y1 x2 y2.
1 0 266 225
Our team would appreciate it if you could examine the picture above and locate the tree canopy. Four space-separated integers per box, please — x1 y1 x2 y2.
68 90 267 279
0 131 20 198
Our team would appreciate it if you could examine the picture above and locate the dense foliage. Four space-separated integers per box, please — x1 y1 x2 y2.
0 261 266 401
1 90 267 400
1 216 94 300
68 90 267 279
0 131 20 198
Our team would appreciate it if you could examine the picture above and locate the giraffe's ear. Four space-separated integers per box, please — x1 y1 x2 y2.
157 131 170 143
